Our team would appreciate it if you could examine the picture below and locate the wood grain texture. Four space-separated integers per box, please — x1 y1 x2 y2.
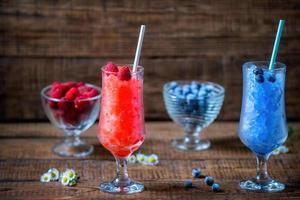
0 0 300 121
0 122 299 200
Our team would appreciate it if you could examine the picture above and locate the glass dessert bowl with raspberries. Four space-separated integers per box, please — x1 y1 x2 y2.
163 81 224 151
41 81 101 157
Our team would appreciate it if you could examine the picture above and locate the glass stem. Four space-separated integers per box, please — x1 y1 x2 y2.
64 130 81 146
255 154 271 184
183 122 202 145
184 131 200 145
114 156 131 187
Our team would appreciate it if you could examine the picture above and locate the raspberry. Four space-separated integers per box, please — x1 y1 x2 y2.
85 88 99 98
51 81 61 90
105 62 118 73
117 66 131 81
76 82 85 87
48 101 57 109
52 88 64 98
49 82 65 99
63 107 79 125
75 95 90 111
64 81 77 90
78 85 91 95
58 98 71 111
54 110 64 118
64 87 78 100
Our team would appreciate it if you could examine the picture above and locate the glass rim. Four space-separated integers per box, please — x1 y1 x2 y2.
164 80 225 99
101 64 144 75
243 61 286 71
40 83 101 102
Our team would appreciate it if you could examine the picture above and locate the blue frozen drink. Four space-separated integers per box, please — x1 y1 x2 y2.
239 62 287 154
239 61 287 192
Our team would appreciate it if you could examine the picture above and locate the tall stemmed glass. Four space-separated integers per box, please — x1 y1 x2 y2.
239 61 287 192
98 65 145 194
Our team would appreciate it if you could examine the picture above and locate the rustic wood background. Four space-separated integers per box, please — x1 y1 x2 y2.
0 0 300 121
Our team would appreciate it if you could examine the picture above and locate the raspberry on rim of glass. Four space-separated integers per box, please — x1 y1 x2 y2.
102 62 144 81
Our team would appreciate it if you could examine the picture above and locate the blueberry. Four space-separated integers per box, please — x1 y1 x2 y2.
204 176 214 186
186 93 198 109
191 109 199 115
182 85 191 96
186 93 197 100
191 81 199 85
197 89 207 98
255 74 264 83
267 75 276 82
192 168 201 178
169 81 178 90
253 68 264 75
174 87 183 96
212 183 220 192
190 81 200 90
183 105 193 114
205 84 214 92
205 84 214 89
191 88 199 95
183 179 193 188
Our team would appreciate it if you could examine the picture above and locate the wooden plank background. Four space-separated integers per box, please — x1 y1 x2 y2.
0 0 300 121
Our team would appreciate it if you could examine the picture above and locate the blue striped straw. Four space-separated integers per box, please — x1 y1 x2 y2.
269 20 285 70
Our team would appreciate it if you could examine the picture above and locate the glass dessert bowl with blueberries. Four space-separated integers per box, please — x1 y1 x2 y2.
41 81 101 158
163 81 224 151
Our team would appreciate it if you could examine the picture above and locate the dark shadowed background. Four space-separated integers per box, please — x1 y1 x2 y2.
0 0 299 121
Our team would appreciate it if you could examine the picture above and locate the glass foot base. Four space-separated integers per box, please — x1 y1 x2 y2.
52 141 94 158
171 138 211 151
240 179 285 192
99 181 144 194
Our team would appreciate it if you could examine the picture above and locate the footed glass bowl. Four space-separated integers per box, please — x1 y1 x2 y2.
163 81 224 151
41 84 101 157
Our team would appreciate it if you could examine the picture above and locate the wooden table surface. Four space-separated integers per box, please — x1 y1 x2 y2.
0 122 299 200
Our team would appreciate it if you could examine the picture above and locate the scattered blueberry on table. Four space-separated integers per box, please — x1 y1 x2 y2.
192 168 201 178
212 183 221 192
184 179 193 188
183 168 223 193
204 176 214 186
183 168 222 192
